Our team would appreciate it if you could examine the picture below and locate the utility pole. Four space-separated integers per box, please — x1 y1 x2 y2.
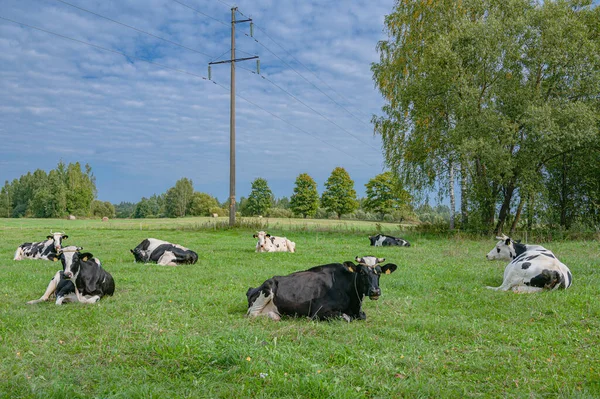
209 7 258 227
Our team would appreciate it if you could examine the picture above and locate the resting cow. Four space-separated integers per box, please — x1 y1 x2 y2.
369 234 410 247
14 231 68 261
486 235 572 293
253 231 296 253
246 256 397 321
27 246 115 305
130 238 198 266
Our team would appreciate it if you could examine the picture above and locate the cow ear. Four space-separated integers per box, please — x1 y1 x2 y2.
266 234 271 237
504 238 511 246
253 234 257 238
130 249 134 253
80 252 93 262
63 235 68 239
343 261 357 273
381 263 397 275
47 235 53 239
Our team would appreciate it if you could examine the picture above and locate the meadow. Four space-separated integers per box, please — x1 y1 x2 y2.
0 217 599 398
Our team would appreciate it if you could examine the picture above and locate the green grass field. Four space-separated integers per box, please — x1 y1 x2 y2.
1 218 599 398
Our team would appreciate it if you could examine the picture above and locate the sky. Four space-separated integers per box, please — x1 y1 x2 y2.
0 0 395 204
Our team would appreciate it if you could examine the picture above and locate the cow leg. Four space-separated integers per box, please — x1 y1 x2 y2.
512 286 544 294
56 293 79 305
78 295 101 304
157 252 178 266
27 271 61 304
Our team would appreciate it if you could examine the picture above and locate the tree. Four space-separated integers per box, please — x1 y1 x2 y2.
189 192 219 216
245 178 273 216
372 0 600 233
91 200 116 218
290 173 319 218
165 178 194 217
363 172 411 219
65 162 95 216
321 167 358 219
114 202 136 218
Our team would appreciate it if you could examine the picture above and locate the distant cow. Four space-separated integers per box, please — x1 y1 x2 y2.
486 235 572 293
246 256 397 321
130 238 198 266
14 232 69 261
253 231 296 253
27 246 115 305
369 234 410 247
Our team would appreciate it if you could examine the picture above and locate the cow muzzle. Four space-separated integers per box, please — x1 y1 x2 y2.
368 289 381 300
64 271 73 279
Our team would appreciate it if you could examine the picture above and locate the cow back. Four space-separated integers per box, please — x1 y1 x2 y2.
76 259 115 296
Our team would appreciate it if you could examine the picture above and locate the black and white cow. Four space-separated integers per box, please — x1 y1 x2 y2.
246 256 397 321
130 238 198 266
27 246 115 305
14 232 69 261
486 235 572 293
253 231 296 253
369 234 410 247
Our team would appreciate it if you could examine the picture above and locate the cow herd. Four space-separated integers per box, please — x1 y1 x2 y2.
14 230 573 321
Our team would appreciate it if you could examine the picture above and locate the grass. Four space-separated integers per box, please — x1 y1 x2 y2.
0 218 599 398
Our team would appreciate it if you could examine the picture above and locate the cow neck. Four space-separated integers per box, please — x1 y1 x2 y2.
513 242 528 257
353 271 363 304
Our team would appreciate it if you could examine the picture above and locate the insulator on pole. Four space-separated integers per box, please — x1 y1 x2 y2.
250 21 254 37
256 59 260 74
208 65 212 80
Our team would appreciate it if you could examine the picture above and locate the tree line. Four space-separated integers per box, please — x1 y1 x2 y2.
372 0 600 233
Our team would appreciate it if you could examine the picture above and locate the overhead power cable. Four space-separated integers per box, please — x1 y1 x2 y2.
172 0 228 27
0 16 209 80
238 65 380 153
53 0 215 58
210 79 375 167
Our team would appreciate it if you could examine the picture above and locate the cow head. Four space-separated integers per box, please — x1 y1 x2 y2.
47 231 68 252
253 231 271 251
343 256 397 300
56 246 87 279
130 247 150 263
368 235 379 246
486 234 518 261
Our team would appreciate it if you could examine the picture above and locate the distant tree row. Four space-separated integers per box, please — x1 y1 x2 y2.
0 161 112 218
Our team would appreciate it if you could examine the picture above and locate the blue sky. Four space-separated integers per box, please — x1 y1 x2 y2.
0 0 394 204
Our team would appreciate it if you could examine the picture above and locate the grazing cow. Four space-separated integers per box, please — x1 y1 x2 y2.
130 238 198 266
246 256 397 321
486 235 572 293
253 231 296 253
14 232 69 261
27 246 115 305
369 234 410 247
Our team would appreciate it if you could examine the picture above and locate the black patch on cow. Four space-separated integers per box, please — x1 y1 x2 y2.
513 242 528 257
521 262 531 269
541 252 556 259
566 271 572 288
525 254 540 261
525 269 561 289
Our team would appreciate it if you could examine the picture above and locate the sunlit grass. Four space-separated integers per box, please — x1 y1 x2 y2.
0 219 598 398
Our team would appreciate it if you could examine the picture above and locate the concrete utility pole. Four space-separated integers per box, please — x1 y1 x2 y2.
209 7 258 227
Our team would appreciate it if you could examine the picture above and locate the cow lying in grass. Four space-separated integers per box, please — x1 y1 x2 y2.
14 231 68 261
246 256 397 321
369 234 410 247
253 231 296 253
27 246 115 305
130 238 198 266
486 235 572 293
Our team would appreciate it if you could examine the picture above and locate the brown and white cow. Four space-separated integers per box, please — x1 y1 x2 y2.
253 231 296 253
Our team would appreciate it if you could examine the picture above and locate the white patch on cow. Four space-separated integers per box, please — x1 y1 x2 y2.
13 247 24 261
56 293 78 305
355 256 385 266
157 251 178 266
247 290 280 320
372 235 387 247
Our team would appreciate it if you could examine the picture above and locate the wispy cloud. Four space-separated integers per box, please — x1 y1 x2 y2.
0 0 394 202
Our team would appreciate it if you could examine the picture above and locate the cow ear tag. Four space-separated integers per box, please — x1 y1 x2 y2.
385 269 391 275
82 256 88 262
53 257 58 262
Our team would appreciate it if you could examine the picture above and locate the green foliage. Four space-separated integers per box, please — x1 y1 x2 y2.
321 167 358 219
133 195 164 218
65 162 96 216
165 178 194 218
114 201 136 218
91 200 116 218
363 171 412 218
245 178 273 216
373 0 600 232
188 192 219 216
290 173 319 218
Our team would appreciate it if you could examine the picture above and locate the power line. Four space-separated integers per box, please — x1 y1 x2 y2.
0 15 373 166
245 32 373 128
238 65 380 153
53 0 216 58
213 0 233 8
210 78 374 167
0 16 209 81
254 24 374 122
171 0 228 27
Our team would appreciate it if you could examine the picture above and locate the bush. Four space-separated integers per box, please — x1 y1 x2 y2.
266 208 293 218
